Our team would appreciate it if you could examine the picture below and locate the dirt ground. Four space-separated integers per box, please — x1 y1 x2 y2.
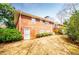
0 35 79 55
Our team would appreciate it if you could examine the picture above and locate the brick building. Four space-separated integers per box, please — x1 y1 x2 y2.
14 10 54 40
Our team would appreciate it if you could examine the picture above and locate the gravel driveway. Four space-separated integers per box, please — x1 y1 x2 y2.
0 35 79 55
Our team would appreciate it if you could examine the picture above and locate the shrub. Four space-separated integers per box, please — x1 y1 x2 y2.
67 11 79 42
58 26 67 35
0 28 22 43
36 32 52 38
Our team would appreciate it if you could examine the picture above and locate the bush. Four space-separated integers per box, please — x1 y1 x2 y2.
58 26 67 35
0 28 22 43
36 32 52 38
67 11 79 42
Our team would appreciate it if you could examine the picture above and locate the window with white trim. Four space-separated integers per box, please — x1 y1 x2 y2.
31 18 36 24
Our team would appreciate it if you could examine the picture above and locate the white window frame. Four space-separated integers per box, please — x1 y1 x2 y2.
31 18 36 24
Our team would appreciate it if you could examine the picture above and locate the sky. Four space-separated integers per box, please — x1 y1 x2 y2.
11 3 64 23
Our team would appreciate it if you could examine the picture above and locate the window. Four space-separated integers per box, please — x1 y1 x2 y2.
44 22 48 25
41 20 49 25
31 18 36 24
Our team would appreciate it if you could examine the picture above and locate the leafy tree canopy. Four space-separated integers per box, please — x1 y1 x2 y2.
0 3 15 28
67 10 79 42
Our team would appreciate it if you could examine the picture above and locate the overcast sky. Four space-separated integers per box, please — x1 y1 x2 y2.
11 3 64 23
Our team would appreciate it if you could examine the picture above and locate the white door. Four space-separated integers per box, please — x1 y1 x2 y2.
24 28 30 40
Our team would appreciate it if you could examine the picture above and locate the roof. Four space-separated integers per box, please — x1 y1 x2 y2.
15 10 54 24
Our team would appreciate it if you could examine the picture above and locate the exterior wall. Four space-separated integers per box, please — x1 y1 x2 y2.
16 14 53 39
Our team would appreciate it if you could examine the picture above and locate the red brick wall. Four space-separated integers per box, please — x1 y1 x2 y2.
16 14 53 39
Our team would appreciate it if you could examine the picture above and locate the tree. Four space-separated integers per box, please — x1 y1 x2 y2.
67 11 79 42
57 3 79 24
0 3 15 28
